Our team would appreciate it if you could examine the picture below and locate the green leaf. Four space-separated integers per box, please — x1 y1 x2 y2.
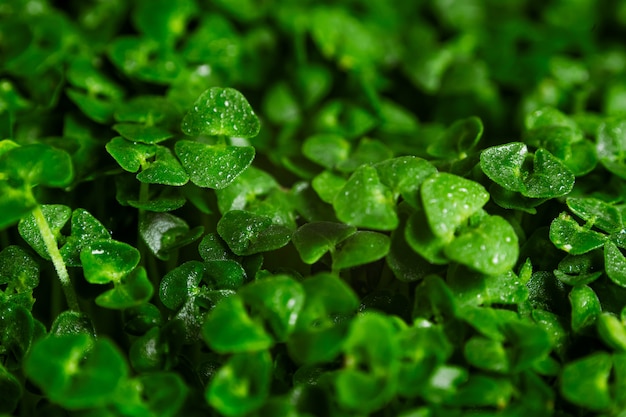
549 212 607 255
0 363 21 414
0 143 74 187
0 182 36 230
597 313 626 351
444 215 518 275
405 210 449 265
113 123 174 145
0 245 39 297
596 118 626 179
560 352 612 411
50 311 96 339
480 143 575 198
215 166 278 213
159 261 204 311
132 0 197 45
106 137 156 173
239 275 305 341
136 146 189 186
421 172 489 240
567 197 622 234
181 87 260 138
262 82 301 125
374 156 437 208
217 210 291 256
288 273 359 364
569 285 602 333
427 116 483 159
605 240 626 287
311 170 346 204
464 337 509 373
139 212 204 260
80 239 140 284
333 165 398 231
66 88 117 124
0 305 34 368
95 266 154 309
336 313 399 413
108 36 183 84
292 221 356 264
302 133 350 169
335 139 393 173
202 295 273 353
60 209 112 267
18 204 71 260
332 231 390 270
480 142 528 193
25 334 129 410
114 95 180 125
207 350 272 417
175 140 255 189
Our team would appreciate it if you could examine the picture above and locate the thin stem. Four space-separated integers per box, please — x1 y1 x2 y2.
32 205 80 311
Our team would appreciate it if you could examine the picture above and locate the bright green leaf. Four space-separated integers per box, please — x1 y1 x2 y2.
181 87 260 138
332 231 390 270
80 239 140 284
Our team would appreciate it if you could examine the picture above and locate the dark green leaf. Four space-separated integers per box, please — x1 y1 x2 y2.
302 134 350 169
427 116 483 160
332 231 390 270
139 212 204 260
159 261 204 311
113 123 174 145
292 221 356 264
0 144 73 188
217 210 291 256
0 245 39 295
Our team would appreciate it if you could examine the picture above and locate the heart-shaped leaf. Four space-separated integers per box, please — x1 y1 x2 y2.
239 275 305 341
332 231 391 270
0 143 74 188
566 197 623 234
60 208 112 267
136 146 189 186
203 295 273 353
80 239 141 284
292 221 357 264
159 261 205 311
549 212 607 255
217 210 291 256
113 123 174 144
444 215 519 275
24 334 129 410
427 116 483 160
181 87 260 138
333 165 398 231
207 350 272 417
560 352 612 411
480 142 528 193
175 140 255 189
421 172 489 240
106 137 156 173
95 266 154 309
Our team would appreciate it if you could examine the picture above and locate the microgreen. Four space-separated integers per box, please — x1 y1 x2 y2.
3 1 626 416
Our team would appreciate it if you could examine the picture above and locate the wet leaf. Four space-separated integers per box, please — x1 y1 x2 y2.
181 87 260 138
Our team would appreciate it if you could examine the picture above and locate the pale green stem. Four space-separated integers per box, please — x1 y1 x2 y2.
32 205 80 311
